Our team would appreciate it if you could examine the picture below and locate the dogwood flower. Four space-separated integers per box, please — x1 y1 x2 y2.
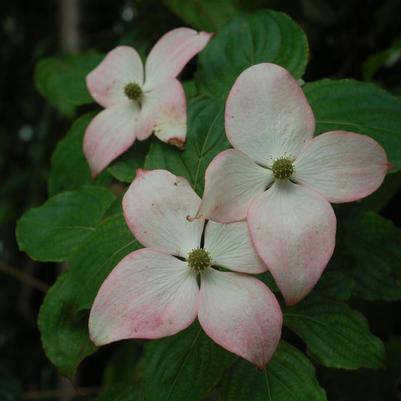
195 63 389 305
83 28 212 176
89 169 282 368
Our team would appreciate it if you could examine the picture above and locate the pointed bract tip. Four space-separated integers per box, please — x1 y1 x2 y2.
186 213 202 222
256 363 266 371
387 162 395 172
135 168 146 178
85 74 93 95
90 168 100 180
201 31 215 39
168 137 185 150
88 330 100 347
282 292 303 306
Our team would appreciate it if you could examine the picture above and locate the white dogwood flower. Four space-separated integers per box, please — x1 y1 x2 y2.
196 63 389 305
84 28 212 176
89 169 282 368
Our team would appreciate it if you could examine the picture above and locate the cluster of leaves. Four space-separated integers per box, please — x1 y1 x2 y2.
15 5 401 401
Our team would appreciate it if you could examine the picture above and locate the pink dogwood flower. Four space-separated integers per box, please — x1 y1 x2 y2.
89 169 282 368
195 63 389 305
83 28 212 176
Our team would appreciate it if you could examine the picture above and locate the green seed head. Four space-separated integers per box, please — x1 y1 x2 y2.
187 248 211 273
124 82 143 102
272 157 294 180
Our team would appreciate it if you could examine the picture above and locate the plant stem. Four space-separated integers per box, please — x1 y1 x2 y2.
0 260 49 293
23 386 99 400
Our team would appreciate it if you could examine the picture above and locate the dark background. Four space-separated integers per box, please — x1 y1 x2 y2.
1 0 401 400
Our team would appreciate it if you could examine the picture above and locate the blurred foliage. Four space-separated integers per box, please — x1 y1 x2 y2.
1 0 401 400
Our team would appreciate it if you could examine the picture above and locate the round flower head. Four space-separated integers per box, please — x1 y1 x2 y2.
195 63 390 305
83 28 212 176
89 169 282 369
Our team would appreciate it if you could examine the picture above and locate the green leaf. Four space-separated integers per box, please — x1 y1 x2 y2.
197 10 309 97
108 141 151 183
320 338 401 401
39 271 96 379
182 98 228 194
48 113 109 195
221 341 326 401
311 269 354 301
38 214 140 378
144 97 228 194
35 53 103 114
17 186 115 262
284 298 386 369
345 212 401 301
163 0 238 31
363 36 401 80
304 79 401 172
182 80 198 98
103 343 142 386
359 172 401 211
144 141 191 182
139 323 234 401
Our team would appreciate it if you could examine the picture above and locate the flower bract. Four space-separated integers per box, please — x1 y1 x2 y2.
89 169 283 368
196 63 389 305
83 28 212 176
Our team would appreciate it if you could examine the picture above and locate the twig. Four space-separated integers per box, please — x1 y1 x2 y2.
23 386 99 400
0 260 49 293
59 0 81 53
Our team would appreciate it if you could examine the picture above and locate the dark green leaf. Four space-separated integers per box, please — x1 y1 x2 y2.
108 141 151 183
144 97 228 195
38 214 140 378
48 113 110 195
182 80 198 98
345 212 401 301
182 98 228 194
284 298 386 369
257 271 279 293
320 338 401 401
38 271 96 379
17 186 115 262
221 341 327 401
197 10 309 97
304 79 401 172
363 36 401 80
103 343 142 387
144 141 191 182
311 270 354 301
35 53 103 113
139 323 234 401
359 172 401 212
163 0 238 31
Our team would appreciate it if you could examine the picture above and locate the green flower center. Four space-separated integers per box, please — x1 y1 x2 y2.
124 82 143 102
187 248 211 273
272 157 294 180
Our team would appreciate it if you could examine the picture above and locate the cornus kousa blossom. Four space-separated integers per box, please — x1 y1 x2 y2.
89 169 282 368
195 63 389 305
83 28 212 176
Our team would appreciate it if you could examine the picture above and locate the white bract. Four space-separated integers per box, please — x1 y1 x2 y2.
83 28 211 176
89 169 283 368
196 63 389 305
